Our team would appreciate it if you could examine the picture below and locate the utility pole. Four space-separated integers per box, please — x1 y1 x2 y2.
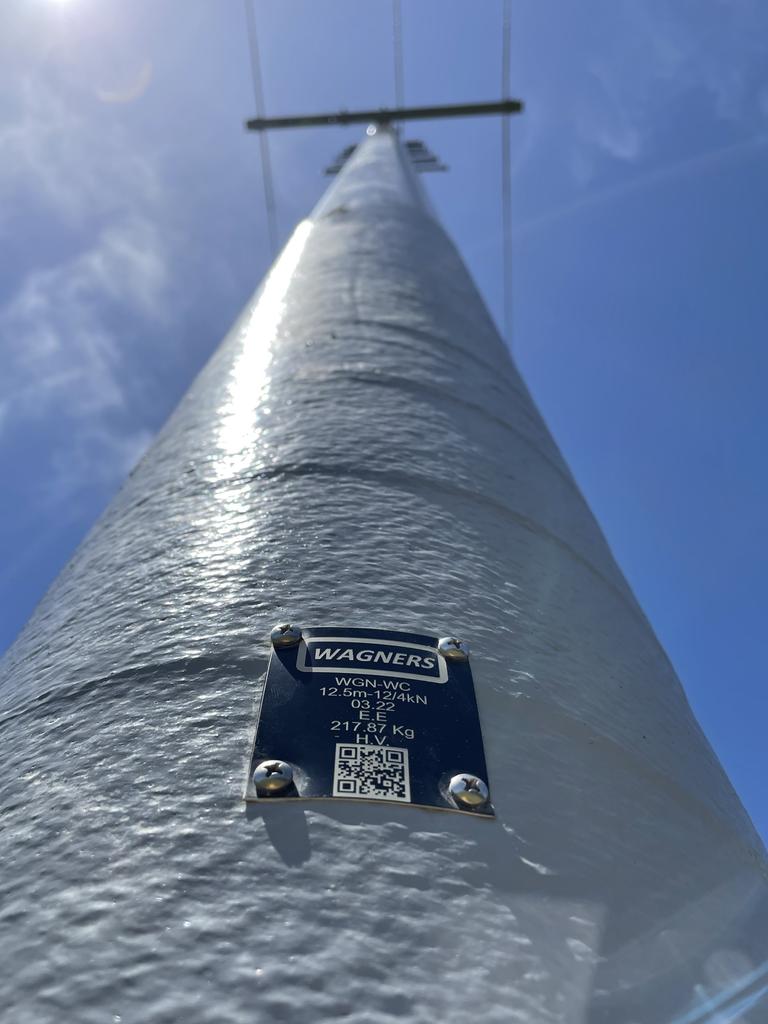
0 123 766 1023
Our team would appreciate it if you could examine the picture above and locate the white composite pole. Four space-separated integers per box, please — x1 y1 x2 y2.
1 127 766 1024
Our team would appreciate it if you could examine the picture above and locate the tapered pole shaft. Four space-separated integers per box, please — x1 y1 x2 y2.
1 128 765 1023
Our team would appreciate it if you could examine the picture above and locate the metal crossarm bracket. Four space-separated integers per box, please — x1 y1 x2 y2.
245 98 523 132
325 139 447 176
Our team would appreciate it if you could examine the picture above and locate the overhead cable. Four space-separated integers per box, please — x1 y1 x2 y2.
393 0 404 110
501 0 513 348
244 0 278 257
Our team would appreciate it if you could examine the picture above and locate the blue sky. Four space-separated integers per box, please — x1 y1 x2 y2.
0 0 766 841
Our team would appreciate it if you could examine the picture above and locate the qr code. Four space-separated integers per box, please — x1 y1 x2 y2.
333 744 411 802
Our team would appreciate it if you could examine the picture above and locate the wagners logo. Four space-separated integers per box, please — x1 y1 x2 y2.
297 637 447 684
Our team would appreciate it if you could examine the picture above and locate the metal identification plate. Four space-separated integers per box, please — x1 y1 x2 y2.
246 626 493 816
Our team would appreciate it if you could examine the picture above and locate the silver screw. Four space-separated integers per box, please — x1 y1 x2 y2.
270 623 302 648
437 636 470 661
253 760 294 796
449 773 489 810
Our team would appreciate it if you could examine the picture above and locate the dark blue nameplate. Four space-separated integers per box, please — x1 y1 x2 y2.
246 626 493 816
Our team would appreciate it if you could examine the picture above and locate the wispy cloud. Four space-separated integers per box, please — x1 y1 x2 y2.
556 0 768 184
518 133 768 239
2 217 168 420
0 68 171 505
0 76 161 231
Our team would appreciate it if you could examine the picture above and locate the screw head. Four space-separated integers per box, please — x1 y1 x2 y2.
449 773 489 810
253 760 294 796
437 636 470 661
270 623 302 648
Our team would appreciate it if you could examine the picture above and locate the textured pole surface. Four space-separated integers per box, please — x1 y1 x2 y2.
1 128 766 1024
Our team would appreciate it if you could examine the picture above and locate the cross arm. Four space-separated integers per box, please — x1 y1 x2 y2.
245 98 523 132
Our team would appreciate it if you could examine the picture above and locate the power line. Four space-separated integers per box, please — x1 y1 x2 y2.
392 0 404 109
243 0 278 258
501 0 513 348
